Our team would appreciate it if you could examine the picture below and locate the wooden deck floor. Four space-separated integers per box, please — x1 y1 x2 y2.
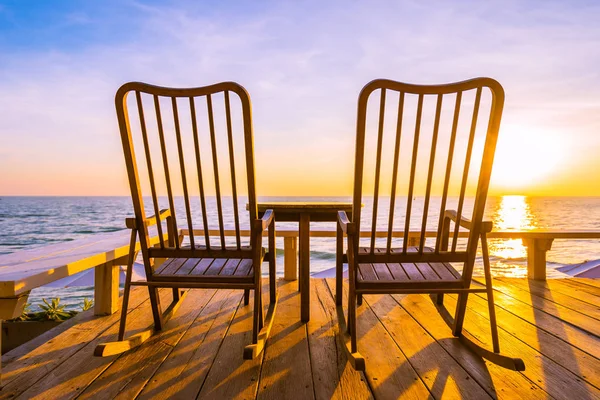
2 278 600 399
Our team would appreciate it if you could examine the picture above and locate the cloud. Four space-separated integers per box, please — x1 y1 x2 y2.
1 0 599 195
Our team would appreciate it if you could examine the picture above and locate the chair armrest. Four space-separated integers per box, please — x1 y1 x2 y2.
444 210 493 233
337 211 355 235
259 209 275 231
125 209 171 229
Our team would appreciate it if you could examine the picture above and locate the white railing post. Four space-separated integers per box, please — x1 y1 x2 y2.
284 236 298 281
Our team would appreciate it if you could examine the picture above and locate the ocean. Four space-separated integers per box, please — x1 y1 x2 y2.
1 196 599 311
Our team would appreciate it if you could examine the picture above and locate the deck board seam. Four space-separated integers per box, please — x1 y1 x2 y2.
493 278 600 334
322 279 377 397
4 288 156 399
195 292 245 399
496 278 600 323
131 288 221 398
388 293 497 398
471 291 600 362
445 292 600 395
361 296 436 399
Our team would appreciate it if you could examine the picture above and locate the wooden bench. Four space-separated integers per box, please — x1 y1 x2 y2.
0 228 166 320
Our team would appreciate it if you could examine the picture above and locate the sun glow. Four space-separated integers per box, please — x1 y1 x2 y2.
490 127 566 193
488 195 537 277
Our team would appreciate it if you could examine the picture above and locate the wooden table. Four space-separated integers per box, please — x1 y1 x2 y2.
257 202 353 322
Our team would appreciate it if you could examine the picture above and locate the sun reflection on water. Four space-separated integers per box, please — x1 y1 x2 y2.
489 195 537 277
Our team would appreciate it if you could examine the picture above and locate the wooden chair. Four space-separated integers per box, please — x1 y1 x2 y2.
336 78 525 371
95 81 277 359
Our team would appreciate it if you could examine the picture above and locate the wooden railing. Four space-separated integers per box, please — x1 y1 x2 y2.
182 229 600 281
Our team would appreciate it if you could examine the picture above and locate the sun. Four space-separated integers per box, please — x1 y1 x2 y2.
490 126 566 192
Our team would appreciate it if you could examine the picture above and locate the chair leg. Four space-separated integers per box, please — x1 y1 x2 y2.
118 228 136 341
348 289 358 353
268 221 277 304
336 225 343 306
118 278 131 341
452 292 468 337
357 294 363 306
172 288 181 302
244 289 250 305
252 284 261 343
482 232 500 353
148 286 164 331
436 293 444 305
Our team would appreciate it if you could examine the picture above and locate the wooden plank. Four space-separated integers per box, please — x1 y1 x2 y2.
190 258 214 275
174 258 201 275
372 263 393 281
307 279 373 400
386 263 409 280
204 258 228 276
557 278 600 297
0 287 150 397
366 293 491 399
528 278 600 308
497 278 600 324
394 292 543 399
489 278 600 338
135 289 241 399
440 293 600 400
159 258 187 275
464 292 600 390
325 279 431 399
78 288 217 399
475 280 600 361
220 258 241 276
415 262 441 280
577 278 600 290
358 264 378 281
196 286 265 398
401 262 425 280
257 280 314 399
7 289 173 400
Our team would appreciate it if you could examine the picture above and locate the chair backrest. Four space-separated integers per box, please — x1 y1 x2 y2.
115 82 258 274
352 78 504 282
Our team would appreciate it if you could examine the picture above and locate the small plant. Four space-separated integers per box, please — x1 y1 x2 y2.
34 298 72 321
81 298 94 312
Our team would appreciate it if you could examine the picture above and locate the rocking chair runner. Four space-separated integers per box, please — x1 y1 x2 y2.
336 78 525 371
94 82 278 359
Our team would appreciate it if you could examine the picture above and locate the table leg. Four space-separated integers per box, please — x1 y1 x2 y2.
299 213 310 322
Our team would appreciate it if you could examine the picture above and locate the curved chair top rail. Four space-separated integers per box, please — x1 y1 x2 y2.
116 81 258 270
352 77 505 284
115 81 251 103
358 77 505 98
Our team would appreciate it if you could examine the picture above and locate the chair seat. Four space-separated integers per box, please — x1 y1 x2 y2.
357 246 462 282
153 257 254 281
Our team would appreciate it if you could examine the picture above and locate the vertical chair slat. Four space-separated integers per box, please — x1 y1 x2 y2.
206 94 226 249
386 92 405 254
402 94 423 253
190 97 211 249
154 94 179 249
136 91 164 249
370 89 386 254
452 87 482 252
172 97 195 249
419 94 443 253
225 91 241 249
435 92 462 252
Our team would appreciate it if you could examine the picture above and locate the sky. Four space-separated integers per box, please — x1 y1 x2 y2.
1 0 599 196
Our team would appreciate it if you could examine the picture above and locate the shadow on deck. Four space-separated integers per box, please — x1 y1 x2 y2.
2 278 600 399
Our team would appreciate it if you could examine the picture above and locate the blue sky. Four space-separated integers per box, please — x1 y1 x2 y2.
1 0 599 195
